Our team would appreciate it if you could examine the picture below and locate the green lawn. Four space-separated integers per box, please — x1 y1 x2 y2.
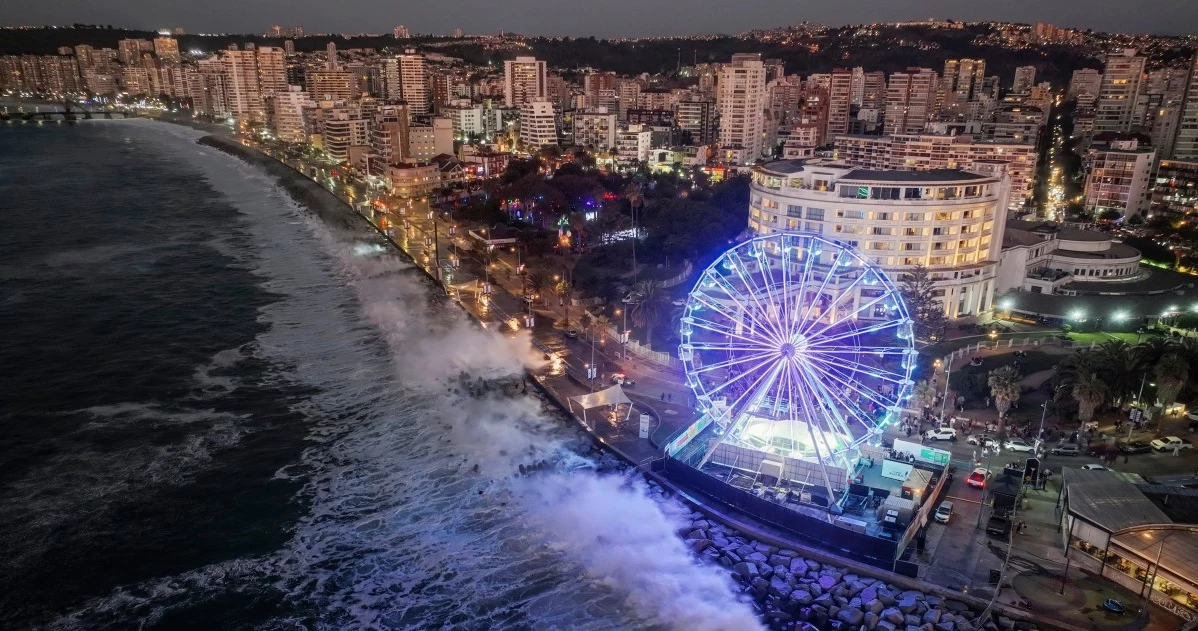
949 351 1060 400
1066 331 1148 345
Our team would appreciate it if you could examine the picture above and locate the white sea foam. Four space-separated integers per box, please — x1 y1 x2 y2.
42 120 762 631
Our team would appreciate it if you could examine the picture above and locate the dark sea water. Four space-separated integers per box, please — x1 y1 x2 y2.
0 120 761 631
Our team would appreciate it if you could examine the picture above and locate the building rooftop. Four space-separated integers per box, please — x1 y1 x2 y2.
1064 469 1165 533
842 168 993 183
1053 242 1139 260
1064 265 1196 294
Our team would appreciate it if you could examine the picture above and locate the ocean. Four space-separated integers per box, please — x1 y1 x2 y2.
0 120 760 631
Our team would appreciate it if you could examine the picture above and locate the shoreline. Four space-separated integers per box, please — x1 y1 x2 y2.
188 129 1066 631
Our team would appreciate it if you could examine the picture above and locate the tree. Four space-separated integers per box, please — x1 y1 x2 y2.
526 271 549 305
554 278 574 325
630 280 669 350
1068 368 1107 423
899 265 947 343
987 366 1022 427
912 380 937 412
1155 352 1189 409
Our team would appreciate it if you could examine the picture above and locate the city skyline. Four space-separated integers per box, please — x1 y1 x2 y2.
2 0 1198 37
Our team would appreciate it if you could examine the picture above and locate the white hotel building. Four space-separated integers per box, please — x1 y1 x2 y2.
749 159 1010 318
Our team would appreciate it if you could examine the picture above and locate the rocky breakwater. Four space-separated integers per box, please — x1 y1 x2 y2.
676 514 1045 631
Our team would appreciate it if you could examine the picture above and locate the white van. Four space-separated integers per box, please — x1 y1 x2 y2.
935 500 954 524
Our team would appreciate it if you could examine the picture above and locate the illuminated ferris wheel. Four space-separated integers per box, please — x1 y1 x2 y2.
678 233 917 493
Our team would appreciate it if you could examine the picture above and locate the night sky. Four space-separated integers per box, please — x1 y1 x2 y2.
1 0 1195 37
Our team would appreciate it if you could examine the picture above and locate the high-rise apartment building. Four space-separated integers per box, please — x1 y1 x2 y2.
398 50 429 115
370 103 411 172
717 53 767 162
518 100 557 147
504 56 547 107
1012 66 1037 93
322 103 371 164
308 70 357 102
153 37 180 64
942 59 986 101
885 68 937 135
1084 137 1156 217
825 69 853 141
572 108 618 150
675 99 717 145
222 49 264 123
1069 68 1102 99
393 25 410 38
273 85 313 143
1095 49 1146 133
325 41 338 71
255 46 288 99
861 71 887 109
118 39 151 66
1173 52 1198 160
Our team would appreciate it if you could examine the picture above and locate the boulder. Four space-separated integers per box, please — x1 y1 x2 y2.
792 590 814 606
732 562 758 581
752 576 770 597
898 596 919 614
747 551 769 564
769 577 793 599
724 551 742 564
923 608 942 625
935 622 956 631
862 586 878 602
691 519 711 530
688 539 712 553
838 608 865 626
736 545 755 558
778 548 799 557
790 557 808 573
814 593 834 608
866 598 885 614
819 575 838 590
882 607 905 625
805 559 821 572
864 611 880 630
687 528 708 541
768 554 791 567
753 541 778 554
876 621 897 631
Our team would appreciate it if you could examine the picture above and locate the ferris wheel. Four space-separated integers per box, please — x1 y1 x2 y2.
678 233 917 488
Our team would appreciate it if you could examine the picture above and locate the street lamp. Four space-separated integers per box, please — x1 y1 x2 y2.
1113 311 1128 323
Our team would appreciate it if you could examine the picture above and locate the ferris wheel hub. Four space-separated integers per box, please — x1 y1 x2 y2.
779 342 797 358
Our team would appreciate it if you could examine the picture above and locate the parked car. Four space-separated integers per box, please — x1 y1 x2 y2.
1151 436 1194 452
563 330 579 339
1120 441 1153 455
924 427 958 442
966 468 990 488
1005 438 1037 453
935 501 954 524
1081 464 1109 471
1050 444 1079 456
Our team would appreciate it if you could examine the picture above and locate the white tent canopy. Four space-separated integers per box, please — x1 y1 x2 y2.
570 385 632 410
568 385 635 431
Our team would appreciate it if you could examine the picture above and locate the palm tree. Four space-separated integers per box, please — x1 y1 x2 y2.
1096 339 1139 408
579 310 595 340
1070 368 1107 424
526 271 549 305
1155 352 1189 409
554 278 573 325
987 366 1022 428
911 380 937 413
591 313 611 344
630 280 669 350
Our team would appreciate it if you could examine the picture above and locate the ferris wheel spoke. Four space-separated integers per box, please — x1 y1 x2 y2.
786 361 845 480
792 362 862 437
804 359 899 415
808 345 912 356
794 244 845 332
802 287 890 341
689 348 780 376
686 314 780 349
808 319 902 347
715 358 787 429
797 266 869 338
805 354 911 385
689 292 782 346
697 273 784 346
726 249 786 343
686 342 776 353
701 353 782 402
795 360 883 435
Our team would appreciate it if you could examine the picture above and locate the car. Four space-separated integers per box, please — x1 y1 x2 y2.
1120 441 1153 455
924 427 958 441
610 372 635 387
967 435 1000 449
1005 439 1037 453
1051 444 1080 457
563 330 579 339
1151 436 1194 452
1081 464 1109 471
966 468 990 488
986 514 1012 537
935 501 954 524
